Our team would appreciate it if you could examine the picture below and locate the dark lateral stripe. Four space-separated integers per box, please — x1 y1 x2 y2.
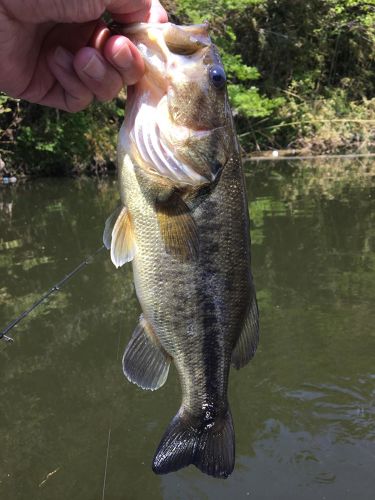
200 269 222 418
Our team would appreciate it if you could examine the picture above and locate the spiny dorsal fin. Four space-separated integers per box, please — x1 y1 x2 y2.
232 293 259 369
103 206 136 268
156 191 199 262
123 315 171 391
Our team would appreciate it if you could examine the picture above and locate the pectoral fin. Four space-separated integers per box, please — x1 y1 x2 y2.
123 315 171 391
103 205 123 250
232 293 259 369
156 192 199 262
103 206 136 268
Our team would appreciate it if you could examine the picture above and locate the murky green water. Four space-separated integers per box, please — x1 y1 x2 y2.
0 158 374 500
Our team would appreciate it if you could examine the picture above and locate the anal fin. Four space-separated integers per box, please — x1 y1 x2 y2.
103 205 136 268
156 191 199 262
232 293 259 369
123 315 171 391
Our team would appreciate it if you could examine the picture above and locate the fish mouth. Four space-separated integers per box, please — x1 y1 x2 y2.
116 22 211 79
119 23 229 187
121 22 212 90
119 22 211 48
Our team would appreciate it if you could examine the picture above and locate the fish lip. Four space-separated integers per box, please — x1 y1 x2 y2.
113 21 210 37
112 22 212 59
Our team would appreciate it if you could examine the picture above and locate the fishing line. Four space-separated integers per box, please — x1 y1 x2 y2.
101 304 124 500
0 245 106 345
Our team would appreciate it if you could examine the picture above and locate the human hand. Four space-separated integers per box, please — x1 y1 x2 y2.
0 0 168 111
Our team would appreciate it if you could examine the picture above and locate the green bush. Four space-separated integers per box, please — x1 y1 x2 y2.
0 94 123 177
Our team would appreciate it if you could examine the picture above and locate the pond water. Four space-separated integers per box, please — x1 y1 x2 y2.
0 158 374 500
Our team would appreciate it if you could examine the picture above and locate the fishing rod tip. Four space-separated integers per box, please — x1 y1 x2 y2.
0 334 14 343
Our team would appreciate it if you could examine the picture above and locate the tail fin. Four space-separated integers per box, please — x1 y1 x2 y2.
152 409 235 479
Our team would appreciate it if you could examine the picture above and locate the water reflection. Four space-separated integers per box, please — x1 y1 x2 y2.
0 159 374 499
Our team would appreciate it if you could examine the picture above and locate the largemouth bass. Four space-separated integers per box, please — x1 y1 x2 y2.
104 22 259 478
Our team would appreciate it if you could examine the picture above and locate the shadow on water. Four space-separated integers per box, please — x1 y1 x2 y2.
0 158 374 499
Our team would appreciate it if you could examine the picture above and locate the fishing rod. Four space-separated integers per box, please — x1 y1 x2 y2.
0 245 106 345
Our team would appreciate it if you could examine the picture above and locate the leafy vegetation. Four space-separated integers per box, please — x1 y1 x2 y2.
0 0 374 176
0 94 124 177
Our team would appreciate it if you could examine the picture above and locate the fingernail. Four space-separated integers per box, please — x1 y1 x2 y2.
112 39 133 69
82 52 106 80
55 46 73 70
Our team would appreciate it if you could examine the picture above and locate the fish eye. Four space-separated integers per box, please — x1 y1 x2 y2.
209 65 226 89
